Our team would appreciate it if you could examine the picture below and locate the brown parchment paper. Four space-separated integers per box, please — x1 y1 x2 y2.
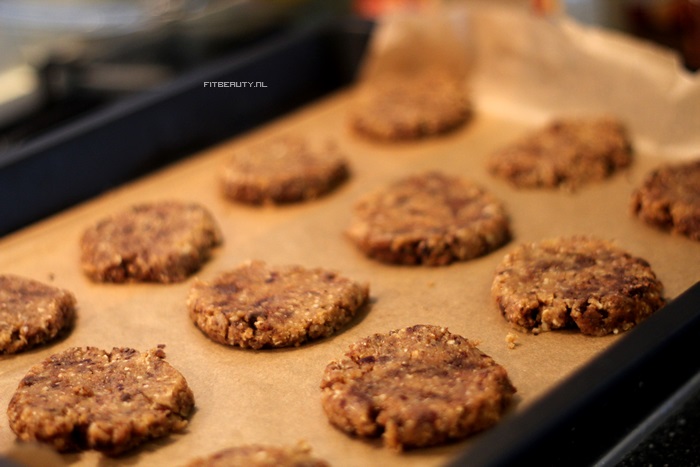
1 4 700 467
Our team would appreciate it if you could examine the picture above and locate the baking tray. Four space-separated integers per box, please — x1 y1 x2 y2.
452 281 700 466
0 15 699 467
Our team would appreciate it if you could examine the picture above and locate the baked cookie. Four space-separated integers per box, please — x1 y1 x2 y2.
221 136 350 205
186 442 329 467
7 346 194 455
80 201 223 283
0 275 76 354
320 324 516 450
630 158 700 241
491 236 665 336
346 171 510 265
488 117 632 189
187 261 369 349
350 70 471 141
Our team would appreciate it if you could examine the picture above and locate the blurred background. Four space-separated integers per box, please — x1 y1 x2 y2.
0 0 698 153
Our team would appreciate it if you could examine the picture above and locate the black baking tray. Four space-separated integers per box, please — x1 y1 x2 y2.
451 280 700 466
0 16 374 237
1 15 699 466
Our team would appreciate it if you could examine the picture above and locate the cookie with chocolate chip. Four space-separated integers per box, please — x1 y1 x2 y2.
631 158 700 241
350 70 471 141
0 274 75 354
346 171 510 265
221 136 350 205
7 346 194 455
491 236 665 336
80 201 223 283
187 261 369 349
320 324 516 450
488 117 632 190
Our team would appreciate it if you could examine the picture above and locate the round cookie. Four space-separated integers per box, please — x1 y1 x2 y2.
346 171 511 266
350 70 471 141
80 201 223 283
320 324 516 450
186 442 329 467
221 136 350 205
187 261 369 349
491 236 665 336
0 275 76 354
7 346 194 455
630 158 700 241
488 117 632 190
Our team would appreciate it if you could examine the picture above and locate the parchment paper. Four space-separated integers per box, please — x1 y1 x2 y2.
1 4 699 467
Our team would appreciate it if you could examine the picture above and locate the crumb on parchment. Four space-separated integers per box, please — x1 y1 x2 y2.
506 332 518 349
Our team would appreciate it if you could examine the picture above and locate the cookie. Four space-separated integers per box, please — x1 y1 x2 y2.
187 261 369 349
7 346 194 455
350 70 471 141
0 274 76 354
346 171 510 266
320 324 516 450
221 136 350 205
491 236 665 336
80 201 223 283
186 442 329 467
488 117 632 189
630 158 700 241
